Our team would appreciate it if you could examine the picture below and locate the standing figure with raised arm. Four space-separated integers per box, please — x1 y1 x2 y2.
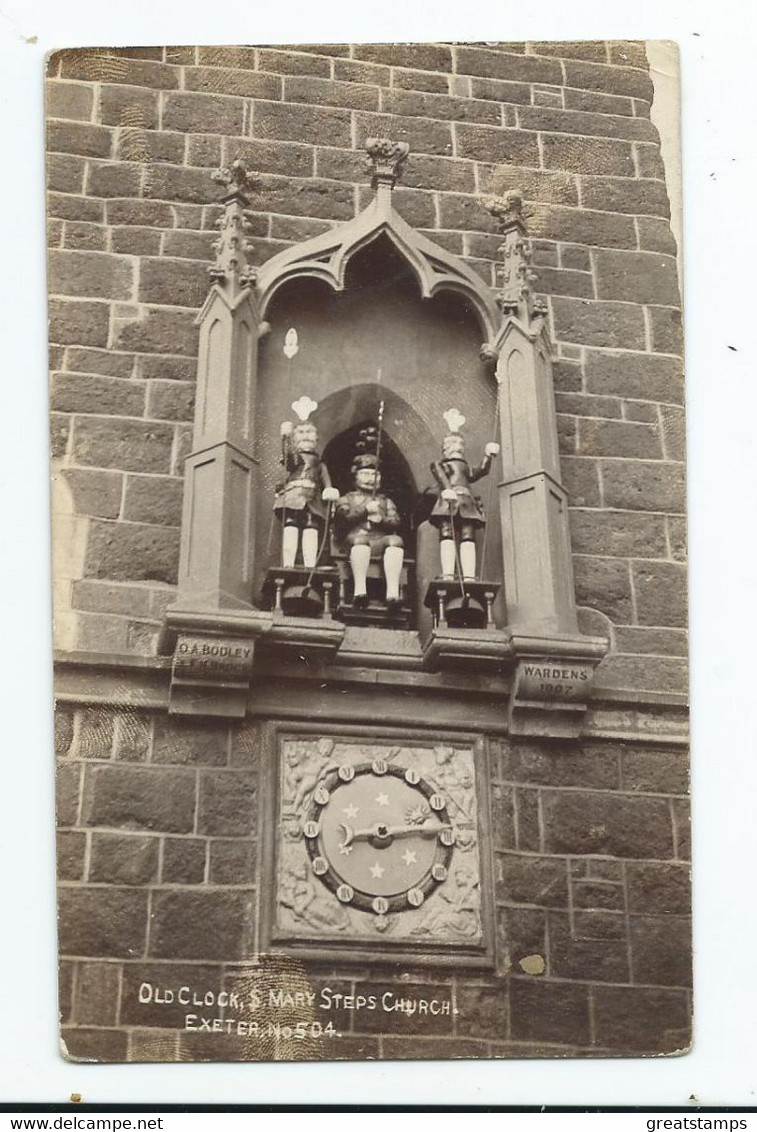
429 408 500 582
274 396 339 569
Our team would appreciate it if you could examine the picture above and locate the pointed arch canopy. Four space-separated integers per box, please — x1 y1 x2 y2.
255 187 502 342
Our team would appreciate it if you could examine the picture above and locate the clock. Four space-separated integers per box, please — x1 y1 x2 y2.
302 756 456 915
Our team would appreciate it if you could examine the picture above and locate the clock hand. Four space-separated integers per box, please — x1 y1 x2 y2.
338 819 451 848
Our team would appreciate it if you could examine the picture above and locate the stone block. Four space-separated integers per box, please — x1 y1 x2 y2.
198 771 257 836
542 134 634 177
354 43 453 71
162 837 207 884
384 87 501 125
621 747 688 794
73 961 121 1025
161 91 244 135
660 405 686 462
61 468 123 519
542 790 674 857
49 298 109 347
89 832 159 884
530 266 593 299
515 788 540 852
59 961 74 1023
626 862 691 914
111 226 161 256
119 962 222 1026
47 120 113 158
564 88 634 115
224 137 315 179
149 890 253 959
47 80 93 121
56 763 81 826
63 221 107 252
57 830 86 880
106 199 173 227
614 626 688 657
64 347 133 378
522 105 654 143
478 165 579 207
138 256 208 310
284 75 380 112
354 111 453 157
196 46 257 68
532 41 608 62
551 359 583 393
563 59 654 102
637 217 678 256
258 47 331 76
47 153 86 193
112 306 199 357
252 173 354 222
609 42 649 68
495 854 568 908
254 100 351 148
578 417 662 460
185 134 223 168
501 741 621 790
98 83 159 128
52 373 145 417
137 355 197 382
455 124 539 165
75 708 116 759
509 978 591 1046
357 185 435 228
571 880 624 911
208 839 255 884
48 249 133 301
667 516 687 561
595 249 680 306
456 46 560 83
568 509 668 558
572 908 626 938
592 985 690 1053
580 176 670 219
72 417 173 473
49 192 104 223
128 1030 180 1061
647 306 683 358
270 216 332 242
632 561 688 628
392 66 452 94
527 203 637 249
82 765 196 832
61 1027 128 1061
559 245 591 272
629 914 692 986
490 782 516 850
573 555 633 623
58 50 178 90
672 798 691 860
147 379 195 425
58 887 148 957
113 711 153 760
547 911 630 982
55 708 75 757
184 67 281 100
552 299 646 350
623 401 658 423
636 143 666 179
498 905 547 970
560 457 601 507
455 981 508 1039
152 716 230 767
86 162 141 199
601 460 686 513
467 77 531 105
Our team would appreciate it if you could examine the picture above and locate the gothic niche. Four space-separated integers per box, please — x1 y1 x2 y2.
166 141 608 734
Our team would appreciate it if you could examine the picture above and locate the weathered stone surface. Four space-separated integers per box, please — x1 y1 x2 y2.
47 153 86 193
208 839 255 884
49 298 110 347
355 111 453 157
355 43 453 71
542 791 674 857
478 165 579 207
61 1026 129 1061
58 887 148 957
149 890 253 959
456 124 539 165
637 216 678 256
571 879 624 910
57 763 81 826
552 299 646 350
629 915 692 986
138 257 208 309
250 173 354 222
184 67 281 100
82 765 196 832
560 457 601 507
593 985 690 1053
564 87 634 115
601 460 686 513
455 981 508 1039
47 80 94 121
73 961 121 1025
509 978 591 1045
515 788 541 853
52 373 145 417
501 741 620 790
72 417 173 473
528 203 637 250
86 163 142 199
632 561 687 628
259 47 331 76
548 911 630 983
98 83 159 129
75 707 116 759
542 134 634 177
626 862 691 914
254 100 351 148
614 626 688 657
162 92 244 135
563 59 654 102
49 192 104 224
521 105 654 143
47 120 113 158
63 221 107 251
647 305 684 356
122 475 183 527
61 468 124 519
284 75 380 112
152 716 229 767
594 249 679 306
57 831 86 880
72 581 150 618
578 417 662 460
621 747 688 794
198 771 257 836
89 832 159 884
573 555 633 623
495 853 568 908
55 708 75 757
490 782 516 850
106 199 173 227
569 508 667 558
498 905 547 969
457 46 560 83
162 838 207 884
58 49 178 90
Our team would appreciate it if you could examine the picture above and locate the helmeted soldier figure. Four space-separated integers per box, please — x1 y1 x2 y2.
274 396 339 569
334 426 404 608
430 408 499 581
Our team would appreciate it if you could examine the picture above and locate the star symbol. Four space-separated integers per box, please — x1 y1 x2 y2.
402 849 417 867
369 861 385 879
342 804 360 819
375 793 390 807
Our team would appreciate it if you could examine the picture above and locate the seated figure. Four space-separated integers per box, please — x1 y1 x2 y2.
334 426 404 608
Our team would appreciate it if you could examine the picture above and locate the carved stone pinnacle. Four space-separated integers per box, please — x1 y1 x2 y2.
482 191 526 233
365 137 410 190
211 157 258 202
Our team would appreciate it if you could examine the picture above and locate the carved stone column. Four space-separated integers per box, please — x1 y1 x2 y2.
483 194 607 736
167 160 271 716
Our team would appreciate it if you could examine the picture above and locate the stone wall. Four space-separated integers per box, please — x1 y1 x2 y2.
56 705 690 1060
47 41 686 698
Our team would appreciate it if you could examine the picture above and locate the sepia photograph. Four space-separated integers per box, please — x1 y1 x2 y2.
47 39 690 1065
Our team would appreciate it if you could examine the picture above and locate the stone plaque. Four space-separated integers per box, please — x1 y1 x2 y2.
173 634 256 682
272 736 486 952
512 659 594 704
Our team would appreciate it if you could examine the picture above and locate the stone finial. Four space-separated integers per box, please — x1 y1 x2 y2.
365 137 410 191
481 191 544 322
208 157 258 292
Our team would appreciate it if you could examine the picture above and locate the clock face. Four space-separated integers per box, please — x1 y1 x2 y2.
302 758 455 915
